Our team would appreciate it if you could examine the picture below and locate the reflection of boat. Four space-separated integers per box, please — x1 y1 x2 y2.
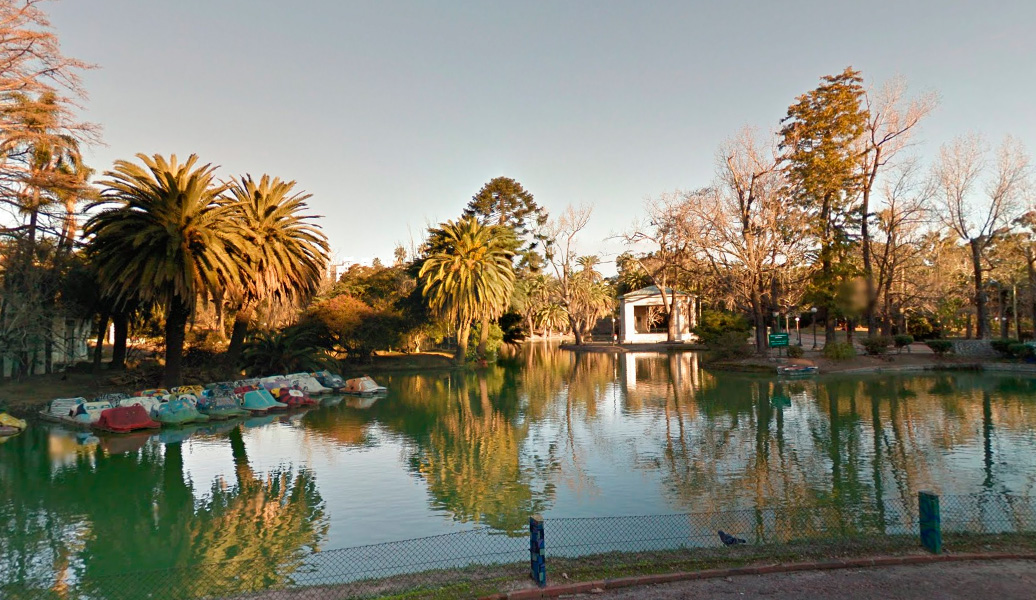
777 365 819 377
158 423 206 444
345 395 381 410
320 395 345 408
344 376 387 396
243 414 277 428
100 431 152 454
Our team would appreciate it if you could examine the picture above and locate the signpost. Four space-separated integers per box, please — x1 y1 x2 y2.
769 332 789 357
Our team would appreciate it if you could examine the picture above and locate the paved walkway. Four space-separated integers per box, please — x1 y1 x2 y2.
584 559 1036 599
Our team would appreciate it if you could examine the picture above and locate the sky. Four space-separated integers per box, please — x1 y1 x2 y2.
45 0 1036 274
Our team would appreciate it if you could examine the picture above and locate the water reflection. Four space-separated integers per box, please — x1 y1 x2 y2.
2 345 1036 595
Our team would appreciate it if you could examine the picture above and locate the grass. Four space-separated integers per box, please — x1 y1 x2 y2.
236 533 1036 600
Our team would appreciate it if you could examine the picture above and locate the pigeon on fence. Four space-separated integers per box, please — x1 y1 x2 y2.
718 530 746 546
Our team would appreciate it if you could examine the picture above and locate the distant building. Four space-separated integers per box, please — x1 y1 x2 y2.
618 286 697 343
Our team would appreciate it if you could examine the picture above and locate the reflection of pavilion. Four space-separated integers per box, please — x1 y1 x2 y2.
620 352 700 395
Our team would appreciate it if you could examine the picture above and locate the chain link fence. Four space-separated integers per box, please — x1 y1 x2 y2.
4 493 1034 600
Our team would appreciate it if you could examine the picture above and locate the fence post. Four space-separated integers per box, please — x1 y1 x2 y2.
530 514 546 587
918 491 942 554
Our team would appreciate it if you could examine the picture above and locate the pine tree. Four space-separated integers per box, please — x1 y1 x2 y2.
779 67 869 344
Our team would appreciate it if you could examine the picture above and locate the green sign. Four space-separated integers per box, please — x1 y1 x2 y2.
769 333 789 347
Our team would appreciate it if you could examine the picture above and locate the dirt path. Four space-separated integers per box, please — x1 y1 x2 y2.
582 559 1036 599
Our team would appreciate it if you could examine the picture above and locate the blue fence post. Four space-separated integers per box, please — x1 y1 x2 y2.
918 491 942 554
530 514 546 587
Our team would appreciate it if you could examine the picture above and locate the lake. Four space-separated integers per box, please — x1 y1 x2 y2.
2 343 1036 595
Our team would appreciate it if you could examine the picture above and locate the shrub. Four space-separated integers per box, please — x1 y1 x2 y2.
925 339 953 356
893 335 914 352
467 322 504 361
990 339 1019 357
823 342 856 360
1008 343 1034 360
710 331 753 360
693 310 750 346
906 314 942 340
241 323 337 375
786 345 804 359
861 335 892 356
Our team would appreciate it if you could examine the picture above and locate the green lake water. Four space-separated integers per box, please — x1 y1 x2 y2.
2 343 1036 594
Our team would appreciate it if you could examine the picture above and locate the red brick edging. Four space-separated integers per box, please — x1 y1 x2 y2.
478 553 1036 599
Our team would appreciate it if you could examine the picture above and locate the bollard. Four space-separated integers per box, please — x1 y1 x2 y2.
529 514 546 587
918 491 942 554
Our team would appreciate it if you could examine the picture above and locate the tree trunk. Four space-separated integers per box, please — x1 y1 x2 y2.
1028 249 1036 339
454 319 471 365
110 313 128 370
861 150 880 336
226 307 251 368
476 314 490 357
93 312 109 375
970 239 989 339
751 284 766 353
163 301 191 387
568 313 584 345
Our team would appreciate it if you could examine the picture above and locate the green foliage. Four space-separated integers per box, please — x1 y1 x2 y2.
303 295 404 360
463 176 547 255
893 335 914 350
333 262 414 310
823 342 856 360
241 324 335 376
780 67 869 324
906 314 942 340
468 322 504 361
1008 343 1034 360
497 311 527 345
419 217 517 363
861 335 892 356
693 310 750 346
225 174 328 308
786 345 804 359
990 339 1019 357
710 331 754 360
925 339 954 355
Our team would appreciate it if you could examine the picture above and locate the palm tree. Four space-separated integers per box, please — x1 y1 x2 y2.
223 174 329 367
419 217 515 364
84 154 246 386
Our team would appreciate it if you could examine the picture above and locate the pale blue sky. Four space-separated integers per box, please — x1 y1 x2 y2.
48 1 1036 272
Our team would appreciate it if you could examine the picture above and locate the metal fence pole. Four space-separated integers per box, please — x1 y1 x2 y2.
918 491 942 554
530 514 546 587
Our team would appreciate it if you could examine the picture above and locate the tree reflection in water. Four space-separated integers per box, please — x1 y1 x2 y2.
3 346 1036 596
0 425 327 599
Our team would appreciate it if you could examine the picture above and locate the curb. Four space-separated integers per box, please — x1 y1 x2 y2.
478 552 1036 599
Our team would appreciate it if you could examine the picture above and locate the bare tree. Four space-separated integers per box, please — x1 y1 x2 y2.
858 79 937 334
935 134 1030 339
544 205 592 345
872 160 933 333
680 127 807 352
620 192 697 342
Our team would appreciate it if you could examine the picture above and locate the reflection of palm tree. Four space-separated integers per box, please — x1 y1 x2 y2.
184 426 328 596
